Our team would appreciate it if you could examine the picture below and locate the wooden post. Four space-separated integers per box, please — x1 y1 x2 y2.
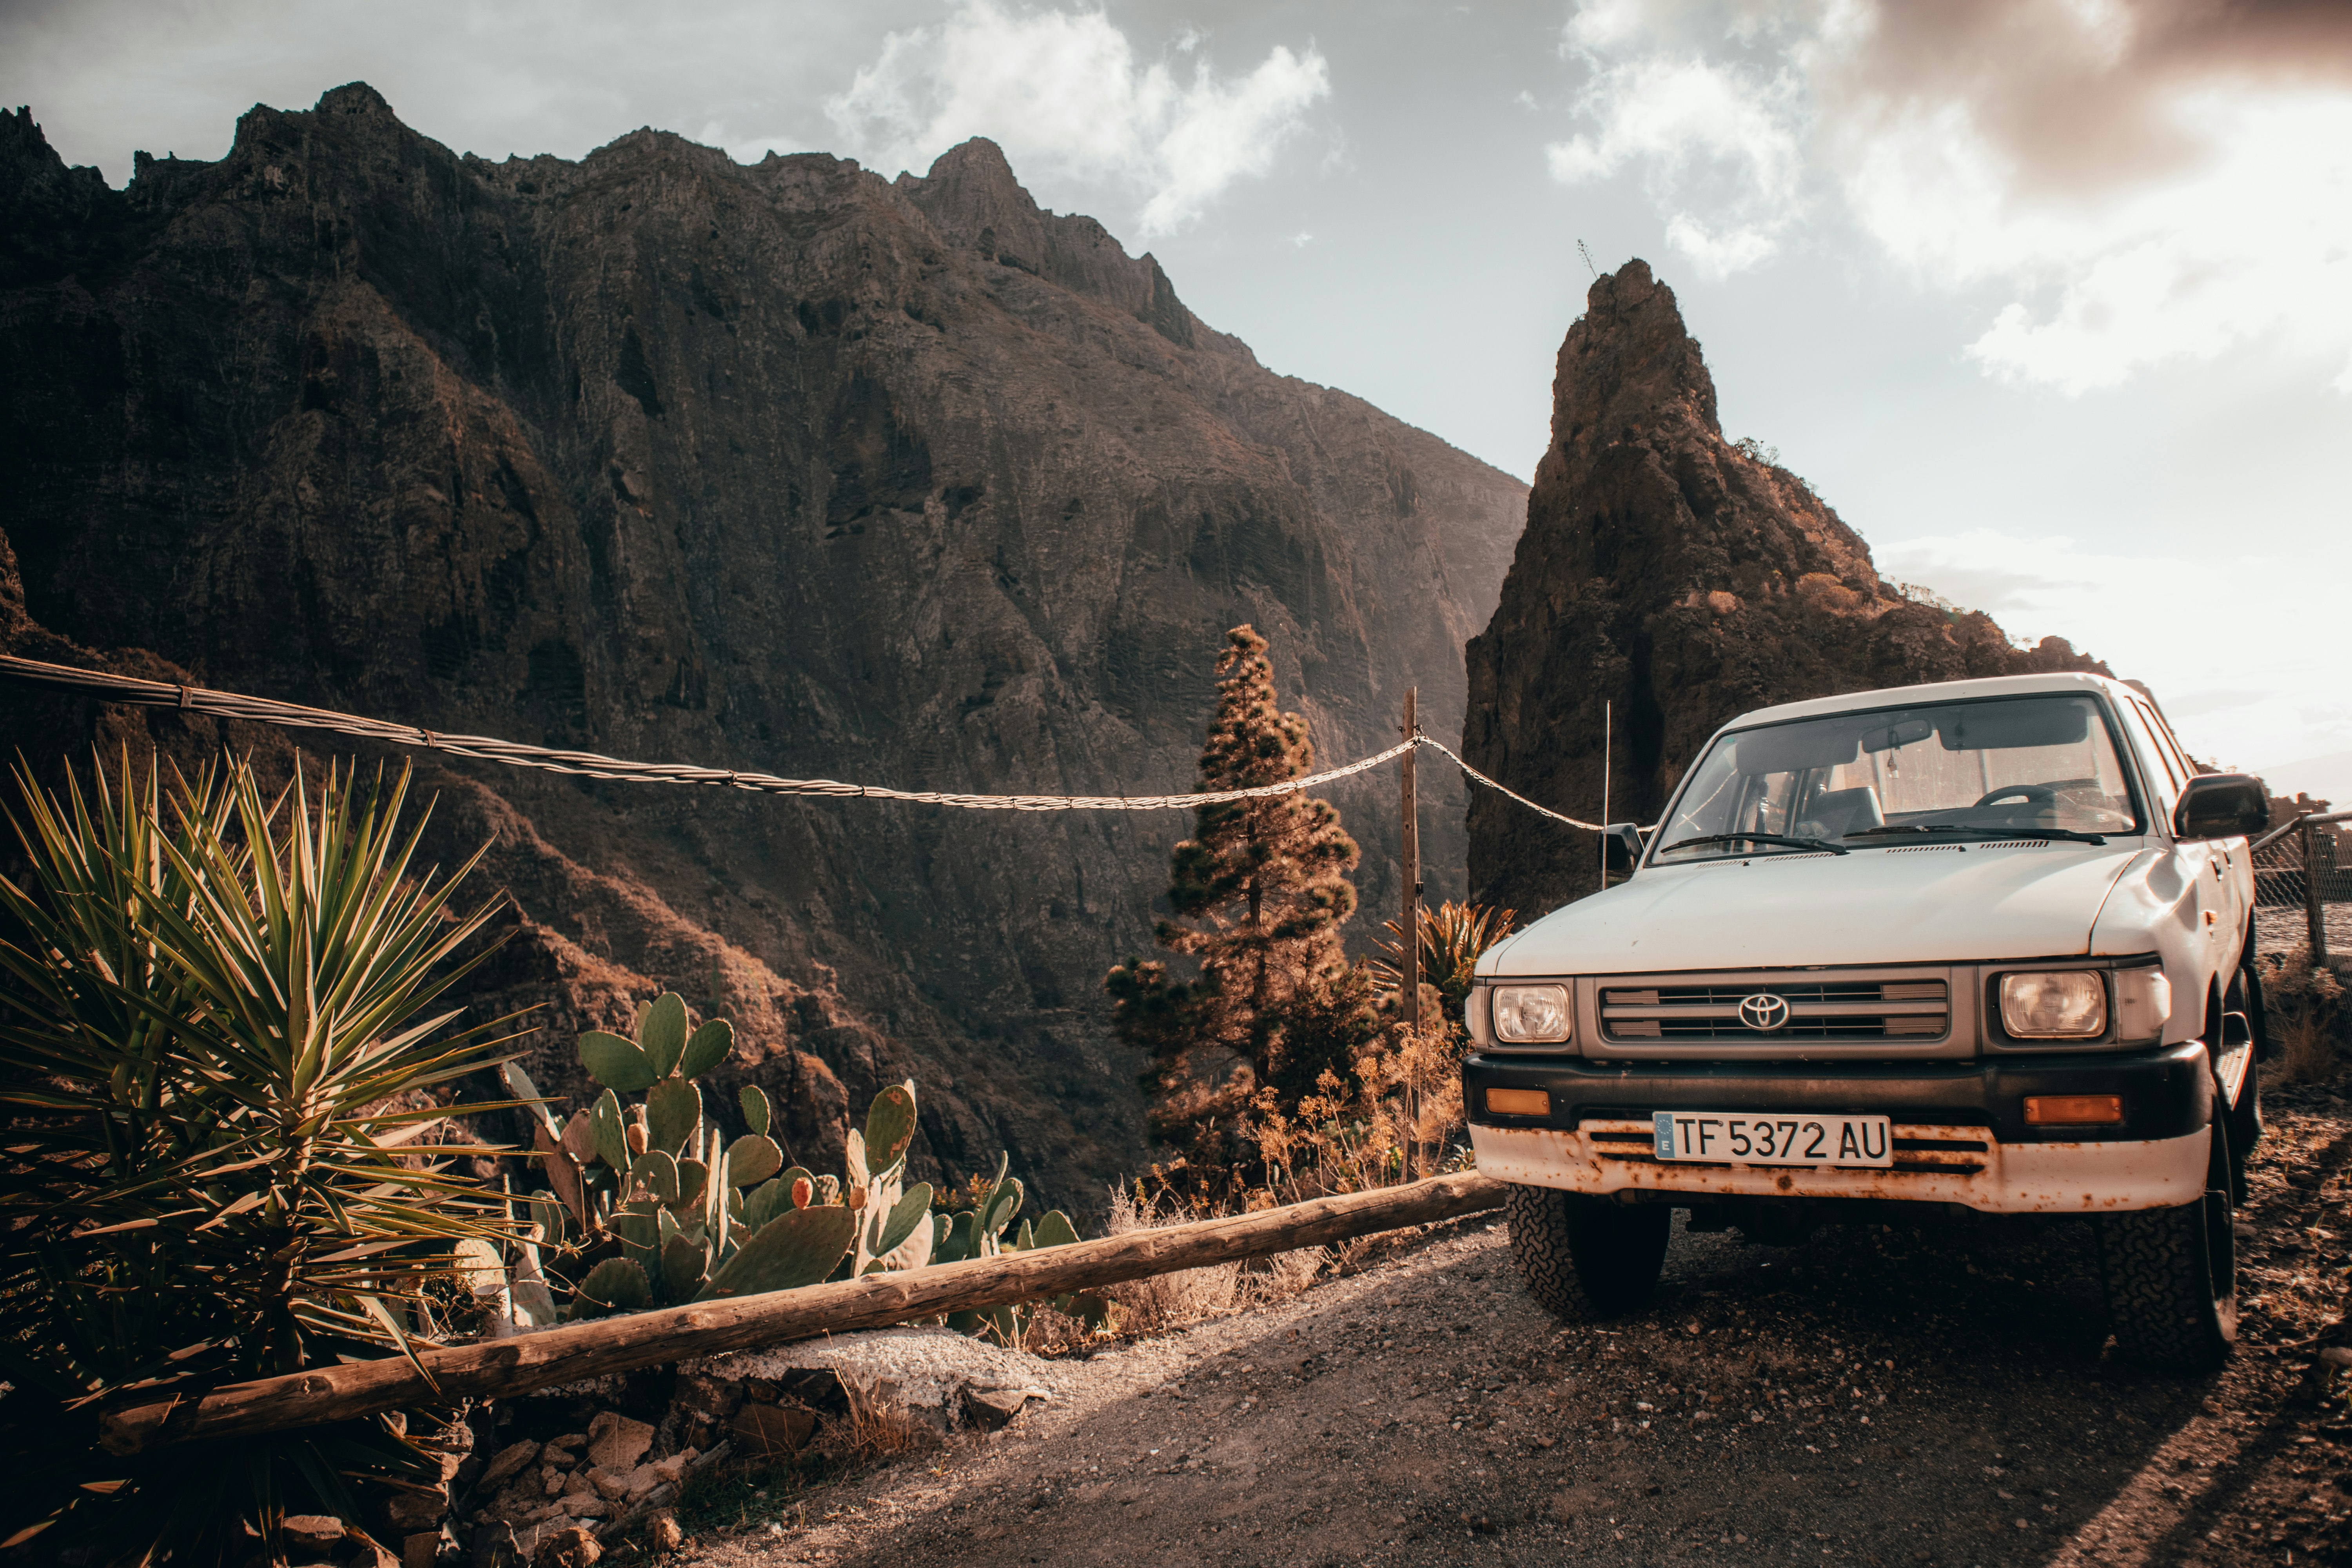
97 1172 1503 1454
2306 818 2330 965
1401 687 1420 1032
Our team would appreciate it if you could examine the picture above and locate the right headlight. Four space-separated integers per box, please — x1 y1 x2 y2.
1492 984 1573 1044
1999 971 2107 1039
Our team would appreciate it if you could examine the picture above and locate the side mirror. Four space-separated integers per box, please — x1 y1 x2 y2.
2173 773 2268 840
1603 823 1644 875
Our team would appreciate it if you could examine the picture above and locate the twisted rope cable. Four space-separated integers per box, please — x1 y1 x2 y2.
0 653 1624 826
1409 735 1612 832
0 655 1428 812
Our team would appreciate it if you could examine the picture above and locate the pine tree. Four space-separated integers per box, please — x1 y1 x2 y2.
1105 626 1363 1130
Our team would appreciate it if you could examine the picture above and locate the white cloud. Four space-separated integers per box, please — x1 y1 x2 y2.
825 1 1328 235
1875 529 2352 772
1546 45 1805 278
1544 0 2352 393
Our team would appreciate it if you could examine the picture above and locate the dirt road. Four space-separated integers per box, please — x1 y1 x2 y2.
677 1096 2352 1567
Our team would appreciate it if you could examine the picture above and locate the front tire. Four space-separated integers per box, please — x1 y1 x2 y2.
1504 1182 1671 1320
2099 1123 2238 1371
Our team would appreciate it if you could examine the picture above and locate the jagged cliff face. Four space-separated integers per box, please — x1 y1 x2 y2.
1465 261 2104 921
0 86 1526 1209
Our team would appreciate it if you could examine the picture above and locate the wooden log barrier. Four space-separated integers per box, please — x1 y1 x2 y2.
100 1171 1503 1455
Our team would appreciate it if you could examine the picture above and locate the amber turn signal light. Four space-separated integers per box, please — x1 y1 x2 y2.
1485 1087 1551 1117
2022 1094 2123 1126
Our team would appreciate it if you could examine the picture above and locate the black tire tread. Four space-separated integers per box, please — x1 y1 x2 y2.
2100 1196 2234 1372
1504 1182 1669 1321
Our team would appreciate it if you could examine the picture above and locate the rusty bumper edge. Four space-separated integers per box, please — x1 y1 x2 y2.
1468 1123 2210 1214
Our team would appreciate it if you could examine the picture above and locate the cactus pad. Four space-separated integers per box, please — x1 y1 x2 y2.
572 1256 652 1316
588 1089 629 1171
696 1205 856 1301
639 992 690 1077
578 1029 658 1093
645 1077 702 1156
727 1133 784 1187
864 1081 919 1170
876 1182 933 1256
678 1017 733 1078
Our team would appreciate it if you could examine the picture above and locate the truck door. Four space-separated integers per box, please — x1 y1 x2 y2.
2123 695 2229 1011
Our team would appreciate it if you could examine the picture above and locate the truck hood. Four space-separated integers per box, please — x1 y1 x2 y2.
1483 841 2148 976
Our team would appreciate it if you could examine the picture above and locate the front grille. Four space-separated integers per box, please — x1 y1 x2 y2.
1601 975 1949 1043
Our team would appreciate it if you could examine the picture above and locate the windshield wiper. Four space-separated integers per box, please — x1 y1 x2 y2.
1849 824 2109 847
1655 832 1849 857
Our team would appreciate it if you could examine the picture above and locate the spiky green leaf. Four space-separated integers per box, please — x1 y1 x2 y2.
739 1084 771 1136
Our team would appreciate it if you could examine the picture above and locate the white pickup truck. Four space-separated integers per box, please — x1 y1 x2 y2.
1463 671 2270 1369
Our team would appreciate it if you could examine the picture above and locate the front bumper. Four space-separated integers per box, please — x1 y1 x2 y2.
1463 1042 2213 1215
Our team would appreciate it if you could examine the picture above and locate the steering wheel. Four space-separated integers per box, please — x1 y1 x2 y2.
1973 782 2058 809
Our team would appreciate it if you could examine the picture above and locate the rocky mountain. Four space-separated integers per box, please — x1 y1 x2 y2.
0 86 1527 1209
1464 261 2106 919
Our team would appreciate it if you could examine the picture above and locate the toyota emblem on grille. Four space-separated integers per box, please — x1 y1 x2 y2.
1738 993 1791 1031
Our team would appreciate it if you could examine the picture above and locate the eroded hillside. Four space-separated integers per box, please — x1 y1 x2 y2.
0 86 1527 1206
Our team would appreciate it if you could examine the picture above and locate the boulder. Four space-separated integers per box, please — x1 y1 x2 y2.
728 1403 817 1459
479 1440 541 1488
531 1524 601 1568
282 1515 346 1552
583 1412 653 1474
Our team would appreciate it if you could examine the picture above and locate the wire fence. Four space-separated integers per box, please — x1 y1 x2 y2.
0 653 1612 830
2251 811 2352 966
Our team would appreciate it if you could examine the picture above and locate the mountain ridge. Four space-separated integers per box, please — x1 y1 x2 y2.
0 84 1528 1209
1465 260 2108 919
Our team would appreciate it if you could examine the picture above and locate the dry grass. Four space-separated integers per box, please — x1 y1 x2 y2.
1095 1187 1323 1336
822 1377 936 1465
2267 951 2346 1087
2279 1014 2340 1086
1018 1303 1098 1356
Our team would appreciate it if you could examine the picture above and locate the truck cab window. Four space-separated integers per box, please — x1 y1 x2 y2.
1657 695 2140 862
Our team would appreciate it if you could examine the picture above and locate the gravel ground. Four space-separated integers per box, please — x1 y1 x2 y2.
670 1094 2352 1568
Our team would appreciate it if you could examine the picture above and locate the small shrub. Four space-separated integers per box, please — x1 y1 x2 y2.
2266 949 2346 1086
2278 1014 2338 1086
1098 1185 1241 1332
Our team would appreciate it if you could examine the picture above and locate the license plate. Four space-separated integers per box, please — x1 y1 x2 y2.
1651 1112 1893 1167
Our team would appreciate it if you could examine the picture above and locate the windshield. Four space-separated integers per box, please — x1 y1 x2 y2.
1655 694 2141 863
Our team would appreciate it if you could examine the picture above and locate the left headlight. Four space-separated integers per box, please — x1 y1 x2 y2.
1493 984 1573 1044
2000 971 2107 1039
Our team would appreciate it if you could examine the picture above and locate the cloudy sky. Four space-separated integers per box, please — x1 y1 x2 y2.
7 0 2350 795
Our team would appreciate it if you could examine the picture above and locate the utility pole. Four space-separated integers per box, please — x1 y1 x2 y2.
1401 687 1421 1033
1599 699 1612 891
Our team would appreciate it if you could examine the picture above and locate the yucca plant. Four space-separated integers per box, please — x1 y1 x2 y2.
0 752 522 1564
1370 900 1516 1026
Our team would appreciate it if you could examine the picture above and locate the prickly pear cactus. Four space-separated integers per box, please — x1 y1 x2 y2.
503 1020 1088 1333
